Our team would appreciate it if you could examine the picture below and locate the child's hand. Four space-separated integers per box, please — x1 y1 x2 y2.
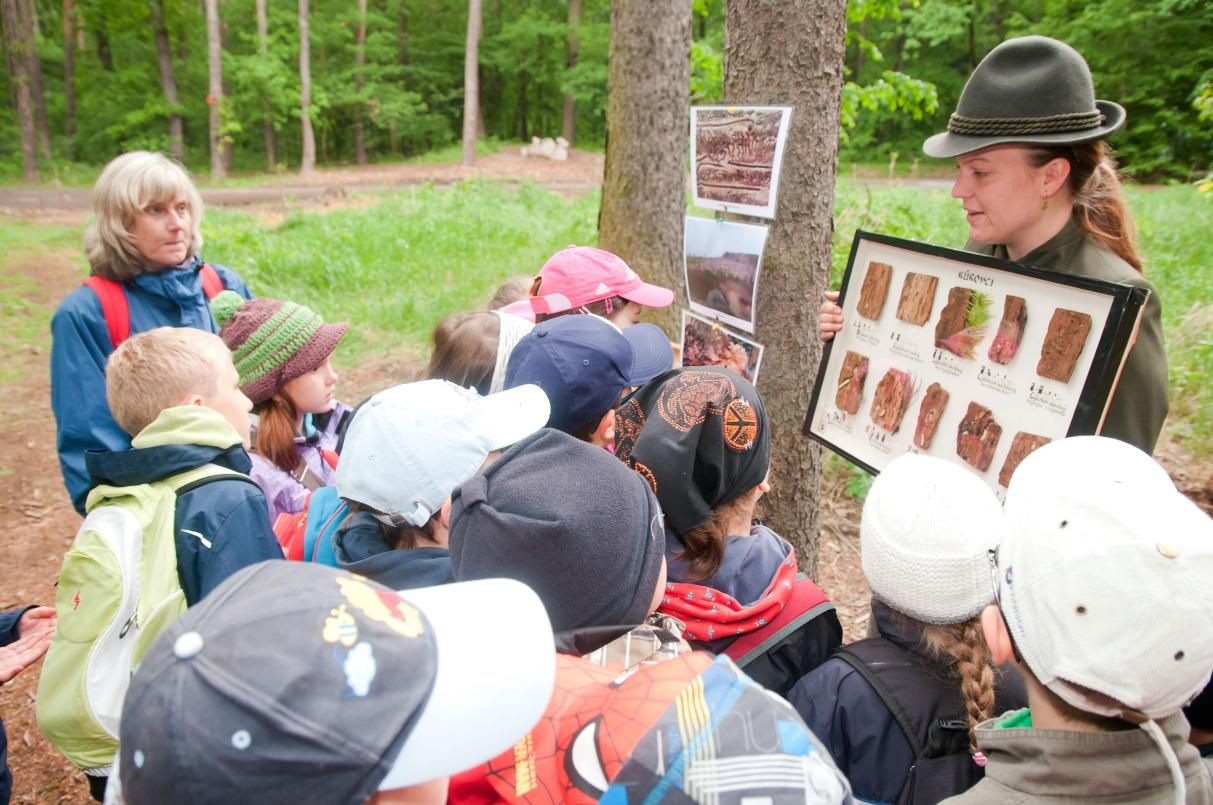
819 291 844 342
0 609 55 684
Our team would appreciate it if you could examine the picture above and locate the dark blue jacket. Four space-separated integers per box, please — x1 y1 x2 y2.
51 257 251 513
0 607 34 805
786 601 1027 805
333 511 454 590
84 411 281 605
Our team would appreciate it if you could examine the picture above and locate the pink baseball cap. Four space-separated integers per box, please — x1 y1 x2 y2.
500 246 675 321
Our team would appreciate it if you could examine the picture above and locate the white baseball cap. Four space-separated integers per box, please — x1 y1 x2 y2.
336 379 550 526
861 452 1005 625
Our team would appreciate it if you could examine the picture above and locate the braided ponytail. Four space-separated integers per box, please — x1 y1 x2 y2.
1028 141 1143 272
921 616 997 753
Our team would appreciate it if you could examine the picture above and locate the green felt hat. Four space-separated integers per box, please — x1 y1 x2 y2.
923 36 1125 159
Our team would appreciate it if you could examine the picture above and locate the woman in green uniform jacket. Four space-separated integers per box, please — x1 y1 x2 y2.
821 36 1168 454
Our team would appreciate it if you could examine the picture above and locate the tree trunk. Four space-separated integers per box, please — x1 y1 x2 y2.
397 0 408 65
1 0 38 179
205 0 226 180
460 0 481 166
299 0 315 174
352 0 367 165
723 0 846 576
94 21 113 70
63 0 75 142
256 0 276 169
15 0 51 160
597 0 691 338
561 0 581 144
150 0 184 161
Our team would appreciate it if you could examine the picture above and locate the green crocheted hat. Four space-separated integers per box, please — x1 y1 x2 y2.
211 290 349 404
923 36 1125 158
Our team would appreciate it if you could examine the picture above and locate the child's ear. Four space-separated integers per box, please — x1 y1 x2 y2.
182 393 205 407
981 605 1014 665
438 497 452 530
592 408 616 448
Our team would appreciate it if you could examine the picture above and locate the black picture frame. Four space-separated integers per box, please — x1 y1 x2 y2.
802 230 1148 493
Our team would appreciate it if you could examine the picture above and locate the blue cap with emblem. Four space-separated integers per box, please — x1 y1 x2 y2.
115 562 555 805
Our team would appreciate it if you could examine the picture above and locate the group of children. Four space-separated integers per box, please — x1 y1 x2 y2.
20 150 1213 804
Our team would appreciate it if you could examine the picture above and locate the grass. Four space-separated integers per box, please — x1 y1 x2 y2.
1 177 1209 455
202 180 599 366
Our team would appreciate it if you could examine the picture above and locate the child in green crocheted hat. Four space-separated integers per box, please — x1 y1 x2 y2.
211 290 352 525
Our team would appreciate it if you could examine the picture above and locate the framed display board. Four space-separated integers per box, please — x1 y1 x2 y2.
803 231 1148 496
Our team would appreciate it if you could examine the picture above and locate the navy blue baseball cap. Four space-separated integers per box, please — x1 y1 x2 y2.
504 315 673 434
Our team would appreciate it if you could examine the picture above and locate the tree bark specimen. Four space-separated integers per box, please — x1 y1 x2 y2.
856 260 892 320
1037 308 1092 382
999 432 1050 487
598 0 691 338
896 272 938 326
989 295 1027 365
957 401 1002 472
721 0 847 575
835 351 868 415
913 382 949 449
870 368 912 433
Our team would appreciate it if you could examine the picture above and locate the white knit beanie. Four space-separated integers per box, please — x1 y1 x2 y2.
861 453 1004 625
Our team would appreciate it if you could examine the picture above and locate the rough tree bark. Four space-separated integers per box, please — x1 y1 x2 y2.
352 0 367 165
560 0 581 145
205 0 226 180
723 0 846 575
1 0 39 179
597 0 691 339
460 0 481 166
150 0 185 161
15 0 51 160
256 0 276 169
63 0 75 142
299 0 315 174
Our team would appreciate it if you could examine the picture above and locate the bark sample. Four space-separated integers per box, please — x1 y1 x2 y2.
460 0 482 166
895 272 939 326
935 287 972 345
1037 308 1092 382
856 260 892 320
835 350 868 414
598 0 691 338
913 382 949 450
988 295 1027 365
956 401 1002 471
724 0 847 576
998 432 1050 487
870 368 913 433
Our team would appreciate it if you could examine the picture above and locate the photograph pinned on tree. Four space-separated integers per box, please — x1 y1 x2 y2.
680 310 764 385
690 106 793 219
684 216 768 333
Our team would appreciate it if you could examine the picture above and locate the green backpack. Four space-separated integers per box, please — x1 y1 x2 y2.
36 463 244 773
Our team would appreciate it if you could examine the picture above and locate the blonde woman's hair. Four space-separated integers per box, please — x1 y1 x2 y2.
106 327 230 435
85 151 204 281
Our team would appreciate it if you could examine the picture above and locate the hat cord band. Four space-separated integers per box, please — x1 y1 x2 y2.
948 109 1105 136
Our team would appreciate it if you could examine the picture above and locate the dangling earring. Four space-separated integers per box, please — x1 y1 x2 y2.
1041 195 1050 211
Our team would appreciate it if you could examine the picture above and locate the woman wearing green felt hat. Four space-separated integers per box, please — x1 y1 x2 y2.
821 36 1168 454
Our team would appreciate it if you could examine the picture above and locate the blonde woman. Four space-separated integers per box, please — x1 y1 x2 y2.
51 151 252 513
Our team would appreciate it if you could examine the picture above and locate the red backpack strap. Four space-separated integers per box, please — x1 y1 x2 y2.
199 263 225 299
724 576 834 667
83 276 130 350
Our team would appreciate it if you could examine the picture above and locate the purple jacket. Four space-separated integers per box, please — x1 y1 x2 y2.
249 403 351 525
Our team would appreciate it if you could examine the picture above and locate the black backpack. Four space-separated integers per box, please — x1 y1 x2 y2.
834 637 984 805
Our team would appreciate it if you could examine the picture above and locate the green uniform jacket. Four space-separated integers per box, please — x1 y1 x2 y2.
967 218 1169 454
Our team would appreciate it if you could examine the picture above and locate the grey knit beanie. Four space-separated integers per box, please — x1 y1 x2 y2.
861 453 1004 625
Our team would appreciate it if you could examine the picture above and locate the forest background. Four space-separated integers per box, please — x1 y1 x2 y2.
0 0 1210 183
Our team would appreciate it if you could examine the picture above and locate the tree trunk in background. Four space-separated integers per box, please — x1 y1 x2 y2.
460 0 481 166
397 0 409 65
205 0 226 180
561 0 581 144
1 0 38 179
352 0 367 165
597 0 691 339
150 0 184 161
94 20 113 70
299 0 315 174
723 0 846 576
63 0 75 143
256 0 276 169
16 0 51 160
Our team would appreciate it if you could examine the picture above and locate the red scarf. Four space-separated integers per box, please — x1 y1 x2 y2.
658 547 798 642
